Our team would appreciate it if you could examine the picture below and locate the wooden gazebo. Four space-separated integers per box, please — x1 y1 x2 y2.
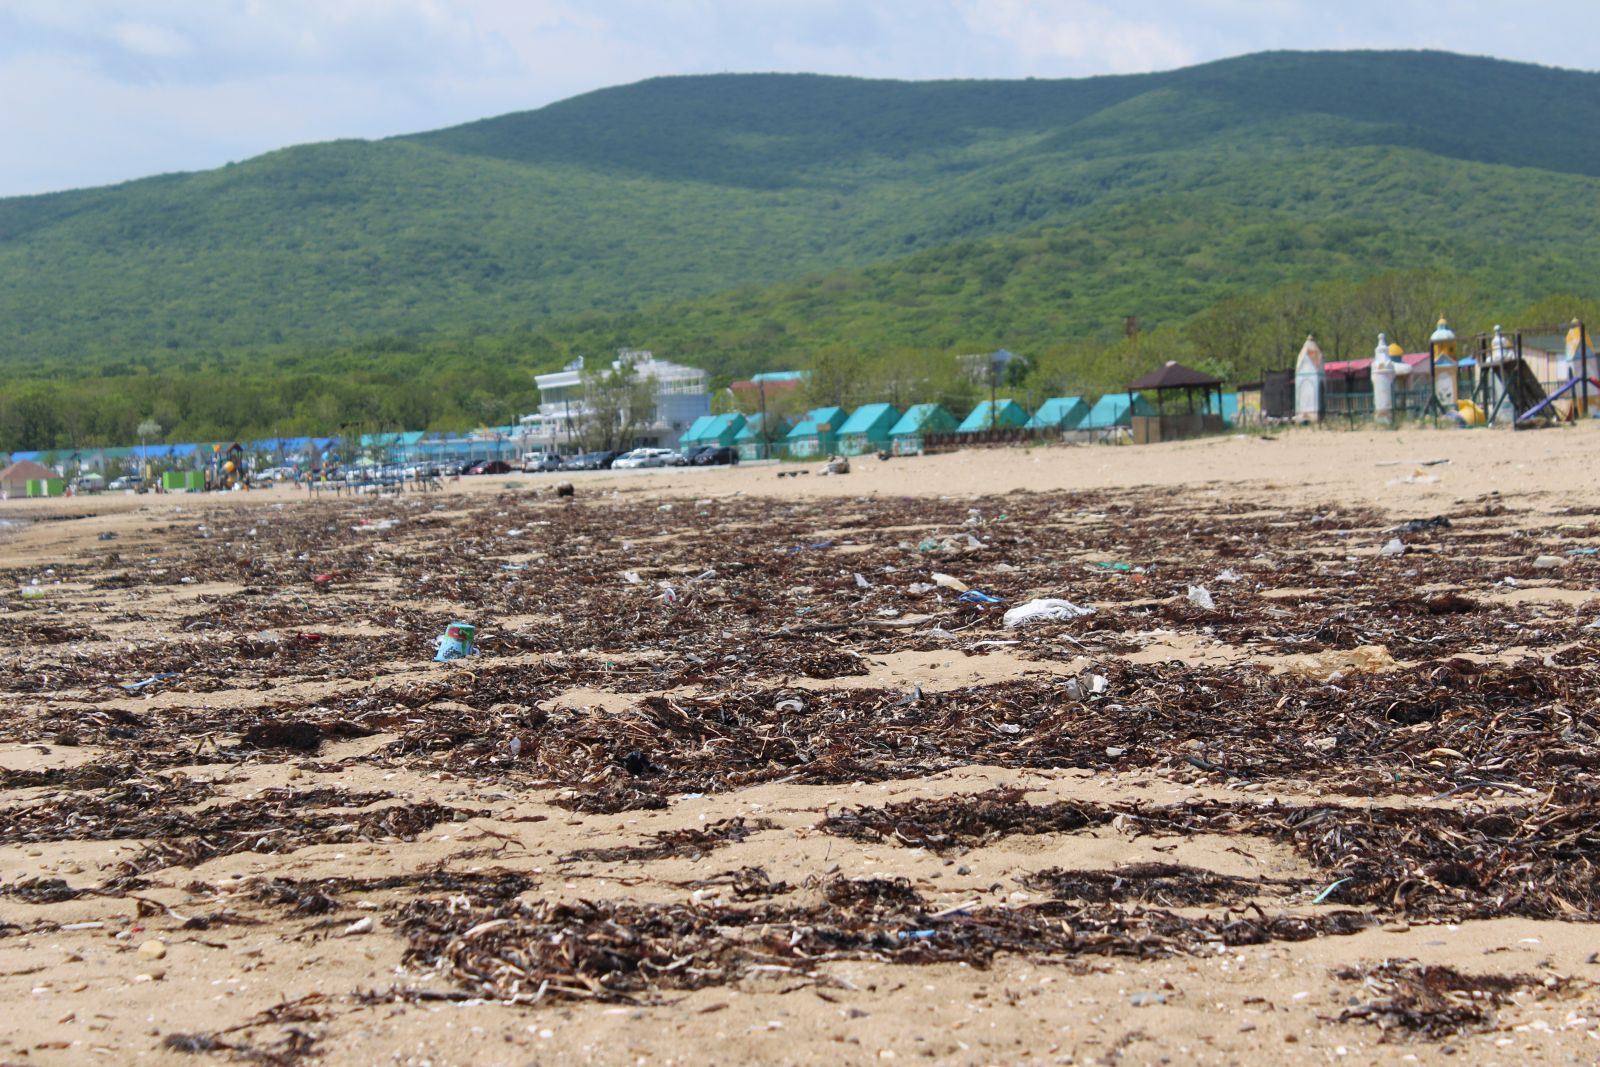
1127 361 1226 443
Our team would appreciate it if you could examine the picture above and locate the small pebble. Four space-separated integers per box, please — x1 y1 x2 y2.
137 939 167 960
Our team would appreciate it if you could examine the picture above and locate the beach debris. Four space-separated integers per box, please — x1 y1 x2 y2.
118 672 182 691
1332 960 1566 1037
1003 598 1095 627
1185 585 1215 611
5 479 1598 1038
433 621 479 661
1379 538 1406 557
1393 516 1452 534
931 572 968 592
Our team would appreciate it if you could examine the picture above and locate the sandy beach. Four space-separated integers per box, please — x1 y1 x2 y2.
2 423 1599 1066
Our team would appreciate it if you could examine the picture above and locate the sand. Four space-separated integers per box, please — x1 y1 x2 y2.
2 423 1599 1065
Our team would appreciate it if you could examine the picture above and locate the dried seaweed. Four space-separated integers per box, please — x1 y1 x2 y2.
1331 959 1566 1037
561 816 776 863
395 876 1371 1004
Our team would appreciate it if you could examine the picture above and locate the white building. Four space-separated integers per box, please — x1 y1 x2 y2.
522 348 711 453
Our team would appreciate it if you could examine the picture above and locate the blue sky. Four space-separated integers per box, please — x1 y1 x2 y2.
2 0 1596 197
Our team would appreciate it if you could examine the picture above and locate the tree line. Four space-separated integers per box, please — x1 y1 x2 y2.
3 268 1596 455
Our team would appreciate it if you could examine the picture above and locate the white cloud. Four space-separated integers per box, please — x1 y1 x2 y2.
958 0 1196 74
111 22 192 59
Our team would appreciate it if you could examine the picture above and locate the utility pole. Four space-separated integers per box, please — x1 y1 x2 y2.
758 379 769 460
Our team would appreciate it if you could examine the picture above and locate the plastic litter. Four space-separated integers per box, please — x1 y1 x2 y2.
119 672 182 691
854 573 871 589
1093 562 1132 572
957 590 1003 604
1532 555 1566 569
1215 568 1241 583
1312 877 1352 904
931 573 968 592
906 582 936 595
622 571 643 584
433 621 478 662
1393 516 1452 534
1186 585 1215 611
1379 538 1406 558
1002 598 1095 628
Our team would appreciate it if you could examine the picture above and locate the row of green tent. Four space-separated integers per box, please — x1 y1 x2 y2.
681 393 1162 460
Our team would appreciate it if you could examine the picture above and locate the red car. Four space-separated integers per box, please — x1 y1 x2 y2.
467 460 514 475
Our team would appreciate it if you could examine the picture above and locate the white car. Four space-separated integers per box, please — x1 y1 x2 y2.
612 448 674 469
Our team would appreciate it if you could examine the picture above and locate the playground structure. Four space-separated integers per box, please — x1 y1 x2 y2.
206 442 251 491
1462 319 1597 428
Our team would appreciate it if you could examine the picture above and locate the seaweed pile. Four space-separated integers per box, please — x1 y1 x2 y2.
1 481 1596 1056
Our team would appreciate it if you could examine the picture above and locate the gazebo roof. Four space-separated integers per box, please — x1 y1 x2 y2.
1128 361 1222 391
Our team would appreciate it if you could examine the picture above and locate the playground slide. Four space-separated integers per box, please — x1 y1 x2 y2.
1456 399 1486 427
1516 376 1600 424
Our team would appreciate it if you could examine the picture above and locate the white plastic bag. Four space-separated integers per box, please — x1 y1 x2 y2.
1003 598 1095 628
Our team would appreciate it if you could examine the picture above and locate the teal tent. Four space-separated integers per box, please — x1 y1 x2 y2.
957 399 1029 433
888 404 958 454
735 414 792 460
1078 392 1154 431
677 415 718 449
836 403 901 456
1025 396 1089 431
687 412 746 448
785 406 846 458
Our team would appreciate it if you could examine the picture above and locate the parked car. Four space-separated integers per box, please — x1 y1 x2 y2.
691 445 739 466
467 460 514 475
522 453 565 473
665 449 690 466
564 450 621 470
612 448 674 469
107 475 142 491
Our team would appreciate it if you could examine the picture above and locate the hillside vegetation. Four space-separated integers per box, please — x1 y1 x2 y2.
4 50 1600 449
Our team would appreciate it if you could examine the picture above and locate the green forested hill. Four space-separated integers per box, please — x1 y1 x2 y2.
4 50 1600 448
